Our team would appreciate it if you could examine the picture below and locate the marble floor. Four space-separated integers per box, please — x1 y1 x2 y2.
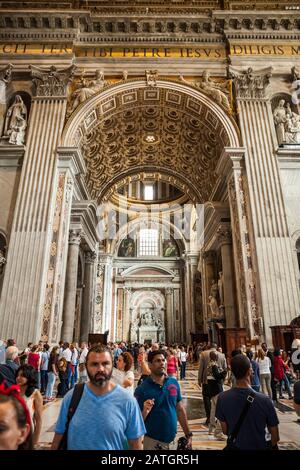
37 366 300 450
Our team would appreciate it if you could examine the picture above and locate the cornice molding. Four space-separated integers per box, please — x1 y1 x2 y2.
0 11 300 45
0 144 24 167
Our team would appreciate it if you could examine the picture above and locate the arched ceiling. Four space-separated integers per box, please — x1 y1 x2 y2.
64 80 239 203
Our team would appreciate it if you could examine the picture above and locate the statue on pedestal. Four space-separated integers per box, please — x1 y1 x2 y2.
208 278 221 319
208 295 219 318
218 271 224 306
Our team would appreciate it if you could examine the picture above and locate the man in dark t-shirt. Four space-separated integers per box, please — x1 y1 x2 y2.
216 354 279 450
135 350 192 450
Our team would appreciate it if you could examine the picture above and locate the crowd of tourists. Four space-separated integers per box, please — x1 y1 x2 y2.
0 336 299 451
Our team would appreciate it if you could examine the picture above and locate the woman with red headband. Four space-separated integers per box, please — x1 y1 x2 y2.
0 382 33 450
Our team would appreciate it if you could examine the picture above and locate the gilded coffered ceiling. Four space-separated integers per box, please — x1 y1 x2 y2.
73 84 232 203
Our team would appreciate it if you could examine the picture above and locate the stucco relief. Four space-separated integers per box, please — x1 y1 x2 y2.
180 72 231 110
67 70 110 116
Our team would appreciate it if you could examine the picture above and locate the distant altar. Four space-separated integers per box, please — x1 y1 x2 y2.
130 308 165 343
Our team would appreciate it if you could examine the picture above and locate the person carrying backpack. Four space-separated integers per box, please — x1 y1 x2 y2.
51 345 145 450
216 354 279 450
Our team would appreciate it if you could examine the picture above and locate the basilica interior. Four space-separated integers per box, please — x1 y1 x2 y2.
0 0 300 354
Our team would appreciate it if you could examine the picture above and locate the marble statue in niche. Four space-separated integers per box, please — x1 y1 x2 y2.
218 271 224 306
208 279 220 318
208 295 219 318
0 249 6 276
3 95 27 145
273 99 300 145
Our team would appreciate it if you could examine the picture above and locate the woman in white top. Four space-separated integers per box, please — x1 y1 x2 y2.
256 348 272 398
16 364 43 447
112 352 135 395
179 346 188 380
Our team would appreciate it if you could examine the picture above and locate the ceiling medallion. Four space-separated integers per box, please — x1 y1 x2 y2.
144 134 159 144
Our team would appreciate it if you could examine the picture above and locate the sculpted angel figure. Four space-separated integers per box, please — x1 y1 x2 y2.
68 70 108 114
180 71 230 109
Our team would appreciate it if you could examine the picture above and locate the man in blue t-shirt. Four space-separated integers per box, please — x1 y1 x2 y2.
216 354 280 450
134 349 192 450
294 380 300 418
51 345 145 450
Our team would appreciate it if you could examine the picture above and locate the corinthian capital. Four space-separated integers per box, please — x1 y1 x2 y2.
30 64 75 97
229 66 272 100
85 250 97 264
69 229 82 245
216 227 232 246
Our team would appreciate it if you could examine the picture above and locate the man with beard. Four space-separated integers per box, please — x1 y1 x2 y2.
51 345 145 450
134 349 192 450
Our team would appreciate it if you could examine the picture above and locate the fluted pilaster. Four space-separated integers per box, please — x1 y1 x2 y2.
0 64 74 347
230 66 300 343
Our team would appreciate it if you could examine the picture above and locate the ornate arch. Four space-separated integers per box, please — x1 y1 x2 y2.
62 79 240 204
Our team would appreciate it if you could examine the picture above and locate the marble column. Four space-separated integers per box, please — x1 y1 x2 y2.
61 230 81 342
217 228 236 328
165 288 173 344
0 64 75 347
217 148 262 340
80 251 97 343
229 66 300 344
122 287 131 342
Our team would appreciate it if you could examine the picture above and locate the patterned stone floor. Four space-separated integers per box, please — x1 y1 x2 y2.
38 365 300 450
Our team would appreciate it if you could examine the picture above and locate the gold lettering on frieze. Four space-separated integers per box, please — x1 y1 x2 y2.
0 44 73 54
1 43 300 58
75 47 226 59
231 44 300 56
0 44 226 58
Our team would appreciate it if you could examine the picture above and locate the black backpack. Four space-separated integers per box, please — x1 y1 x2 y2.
0 364 16 387
58 383 85 450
